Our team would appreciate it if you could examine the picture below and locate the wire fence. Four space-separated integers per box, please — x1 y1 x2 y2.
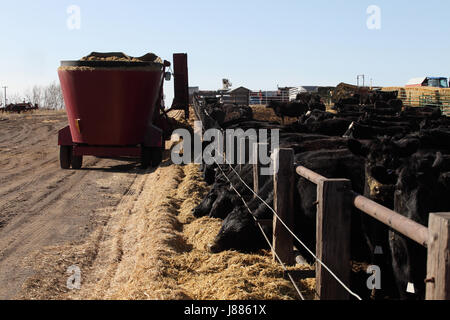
225 161 362 300
397 93 450 116
197 97 362 300
193 93 450 299
213 160 308 300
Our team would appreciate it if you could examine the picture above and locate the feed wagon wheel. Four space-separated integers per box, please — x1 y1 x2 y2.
71 155 83 170
150 147 163 167
141 147 163 169
141 147 152 169
60 146 72 169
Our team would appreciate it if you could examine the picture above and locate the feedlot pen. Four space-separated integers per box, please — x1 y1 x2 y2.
193 97 450 301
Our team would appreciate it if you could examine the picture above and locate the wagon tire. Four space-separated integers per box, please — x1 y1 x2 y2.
71 155 83 170
150 147 163 167
60 146 72 169
141 147 152 169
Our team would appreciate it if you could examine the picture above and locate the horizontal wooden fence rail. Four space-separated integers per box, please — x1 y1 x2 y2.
351 192 429 247
264 148 450 300
293 154 449 300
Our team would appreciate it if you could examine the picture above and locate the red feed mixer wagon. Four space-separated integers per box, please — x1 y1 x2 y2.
57 52 189 169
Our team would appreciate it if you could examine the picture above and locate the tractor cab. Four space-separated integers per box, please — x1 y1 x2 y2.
426 77 448 88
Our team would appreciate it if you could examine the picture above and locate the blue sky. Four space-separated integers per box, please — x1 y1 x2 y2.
0 0 449 103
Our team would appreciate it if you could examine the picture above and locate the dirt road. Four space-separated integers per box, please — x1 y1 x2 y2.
0 111 145 299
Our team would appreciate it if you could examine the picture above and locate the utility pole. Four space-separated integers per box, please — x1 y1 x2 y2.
2 86 7 107
357 75 365 87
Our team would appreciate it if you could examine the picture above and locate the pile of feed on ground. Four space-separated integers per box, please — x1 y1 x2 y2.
250 105 299 124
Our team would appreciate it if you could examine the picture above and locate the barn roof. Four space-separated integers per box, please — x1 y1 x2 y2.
230 86 250 93
406 77 427 86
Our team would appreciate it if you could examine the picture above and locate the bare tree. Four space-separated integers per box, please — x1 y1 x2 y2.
19 82 65 110
56 84 64 110
9 93 24 104
32 85 44 108
43 82 65 109
24 88 33 104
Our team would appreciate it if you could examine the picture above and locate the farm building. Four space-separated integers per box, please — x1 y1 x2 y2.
222 86 250 105
289 86 320 101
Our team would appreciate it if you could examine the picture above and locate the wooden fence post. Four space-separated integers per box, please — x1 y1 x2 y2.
316 178 352 300
253 143 260 197
252 143 269 196
426 213 450 300
273 148 295 266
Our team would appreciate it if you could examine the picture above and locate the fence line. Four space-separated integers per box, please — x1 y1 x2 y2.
196 96 361 300
197 98 308 299
231 157 362 300
296 165 450 300
213 159 307 300
193 95 449 300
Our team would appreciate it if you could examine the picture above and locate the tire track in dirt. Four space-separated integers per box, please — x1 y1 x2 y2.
0 111 146 299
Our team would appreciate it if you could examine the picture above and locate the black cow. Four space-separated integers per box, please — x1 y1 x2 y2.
343 122 411 140
347 137 422 299
267 101 309 124
209 174 274 253
391 152 450 299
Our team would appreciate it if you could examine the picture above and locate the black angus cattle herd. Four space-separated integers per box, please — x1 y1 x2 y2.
190 92 450 300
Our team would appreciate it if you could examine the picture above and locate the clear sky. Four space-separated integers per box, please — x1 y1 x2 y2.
0 0 449 104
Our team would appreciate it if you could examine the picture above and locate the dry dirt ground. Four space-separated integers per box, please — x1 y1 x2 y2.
0 109 315 300
0 110 150 299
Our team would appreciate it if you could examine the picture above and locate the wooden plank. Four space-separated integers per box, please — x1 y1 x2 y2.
253 143 269 198
353 192 428 247
316 178 352 300
252 143 260 197
273 148 295 266
296 166 327 185
426 213 450 300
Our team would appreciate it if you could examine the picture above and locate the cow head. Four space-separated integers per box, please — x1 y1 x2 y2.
348 137 419 205
391 152 447 300
395 152 446 223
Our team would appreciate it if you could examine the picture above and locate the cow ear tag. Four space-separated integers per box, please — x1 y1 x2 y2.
406 282 415 294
